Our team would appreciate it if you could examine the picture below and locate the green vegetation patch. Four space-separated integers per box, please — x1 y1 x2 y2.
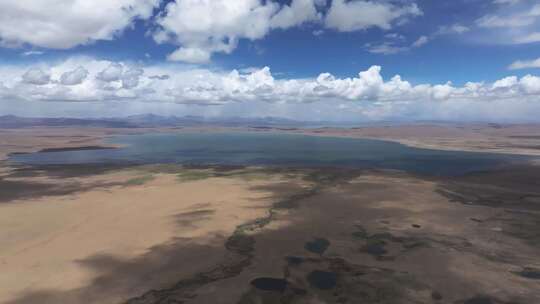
220 168 271 181
176 169 216 182
125 175 155 186
131 164 286 183
136 164 185 174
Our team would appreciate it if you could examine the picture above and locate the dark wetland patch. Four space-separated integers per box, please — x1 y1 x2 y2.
307 270 337 290
361 240 388 256
515 267 540 279
225 234 255 255
173 209 215 228
431 291 443 300
304 238 330 255
250 278 288 292
352 225 428 259
351 225 369 239
286 256 304 265
462 296 495 304
0 178 123 203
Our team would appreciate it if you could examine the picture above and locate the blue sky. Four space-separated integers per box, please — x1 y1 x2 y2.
1 0 540 121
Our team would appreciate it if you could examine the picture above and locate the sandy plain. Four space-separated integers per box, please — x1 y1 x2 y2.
1 125 540 304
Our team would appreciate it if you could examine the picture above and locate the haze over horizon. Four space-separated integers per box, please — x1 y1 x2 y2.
1 0 540 122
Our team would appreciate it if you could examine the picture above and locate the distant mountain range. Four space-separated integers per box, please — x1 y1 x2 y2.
1 114 513 129
0 114 308 128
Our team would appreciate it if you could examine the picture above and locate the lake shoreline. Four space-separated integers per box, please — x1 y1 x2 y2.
8 131 536 177
3 124 540 163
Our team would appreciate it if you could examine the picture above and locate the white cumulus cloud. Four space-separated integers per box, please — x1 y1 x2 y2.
325 0 422 32
509 57 540 70
153 0 320 63
122 68 144 89
0 0 159 49
22 68 50 85
60 67 89 85
2 57 540 121
1 57 539 105
96 63 124 82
